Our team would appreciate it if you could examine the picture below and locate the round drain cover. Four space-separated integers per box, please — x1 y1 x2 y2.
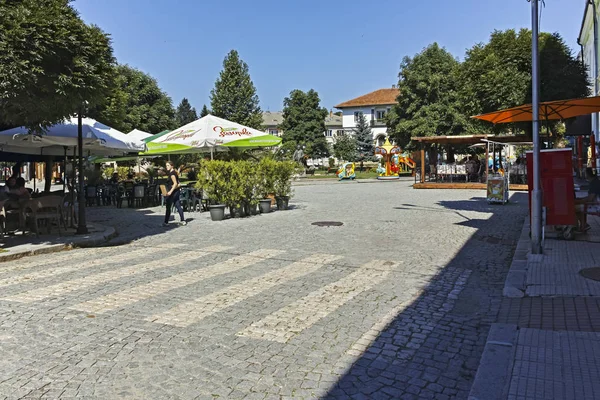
579 268 600 281
312 221 343 227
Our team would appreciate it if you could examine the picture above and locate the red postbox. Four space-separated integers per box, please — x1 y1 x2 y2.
526 148 576 226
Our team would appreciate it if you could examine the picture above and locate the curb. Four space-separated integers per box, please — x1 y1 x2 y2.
468 323 519 400
502 219 530 298
0 224 117 263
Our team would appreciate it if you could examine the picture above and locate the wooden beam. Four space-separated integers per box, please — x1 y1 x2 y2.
420 145 425 183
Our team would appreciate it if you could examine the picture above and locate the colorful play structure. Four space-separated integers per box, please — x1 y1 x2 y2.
336 162 356 180
374 138 415 180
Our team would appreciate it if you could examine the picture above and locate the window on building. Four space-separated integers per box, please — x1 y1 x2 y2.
268 129 279 136
336 130 345 136
354 111 362 122
376 110 386 120
326 130 333 137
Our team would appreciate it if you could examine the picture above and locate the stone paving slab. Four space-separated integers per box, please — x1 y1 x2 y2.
0 223 116 263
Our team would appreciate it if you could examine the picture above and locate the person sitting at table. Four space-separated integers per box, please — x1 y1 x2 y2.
2 177 16 193
575 167 600 232
10 177 31 199
109 172 120 185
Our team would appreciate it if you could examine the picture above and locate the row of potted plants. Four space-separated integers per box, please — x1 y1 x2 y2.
195 159 299 221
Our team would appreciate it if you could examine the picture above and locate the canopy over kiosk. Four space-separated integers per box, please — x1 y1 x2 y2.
411 134 533 190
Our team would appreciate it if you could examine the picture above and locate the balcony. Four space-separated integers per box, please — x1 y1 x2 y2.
370 119 387 127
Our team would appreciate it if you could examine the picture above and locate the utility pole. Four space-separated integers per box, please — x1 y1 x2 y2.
531 0 543 254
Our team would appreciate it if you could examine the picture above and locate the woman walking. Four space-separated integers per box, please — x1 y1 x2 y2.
163 161 186 226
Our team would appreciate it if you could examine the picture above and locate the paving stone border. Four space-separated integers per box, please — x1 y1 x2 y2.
503 220 531 298
468 323 518 400
0 224 116 263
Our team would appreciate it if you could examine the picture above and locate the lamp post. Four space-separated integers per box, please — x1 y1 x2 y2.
531 0 543 254
77 106 88 234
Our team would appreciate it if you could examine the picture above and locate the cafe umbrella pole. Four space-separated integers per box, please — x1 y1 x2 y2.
76 108 88 234
531 0 543 254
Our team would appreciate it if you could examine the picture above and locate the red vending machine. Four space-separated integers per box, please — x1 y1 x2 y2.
526 148 576 228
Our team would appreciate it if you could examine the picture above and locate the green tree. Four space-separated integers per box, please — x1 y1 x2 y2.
200 104 210 117
387 43 465 150
210 50 262 128
333 134 357 162
89 64 175 133
280 89 330 158
175 98 198 126
460 29 589 135
354 112 374 160
0 0 115 131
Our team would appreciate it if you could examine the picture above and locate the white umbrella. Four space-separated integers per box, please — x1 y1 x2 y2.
0 117 144 156
127 128 152 144
143 114 281 155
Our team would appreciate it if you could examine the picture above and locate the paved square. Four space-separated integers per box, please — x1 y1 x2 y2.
0 180 527 399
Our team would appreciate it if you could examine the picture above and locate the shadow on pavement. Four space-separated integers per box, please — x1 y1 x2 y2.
324 192 527 399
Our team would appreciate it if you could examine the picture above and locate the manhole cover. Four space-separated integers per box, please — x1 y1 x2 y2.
312 221 343 227
579 268 600 281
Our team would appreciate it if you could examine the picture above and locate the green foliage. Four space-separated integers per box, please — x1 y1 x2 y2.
104 166 130 181
0 0 115 131
387 43 465 150
200 104 210 117
210 50 262 129
328 157 335 168
175 98 198 127
273 161 297 197
196 160 295 209
333 134 357 162
354 113 374 160
88 64 175 133
460 29 590 135
280 89 330 159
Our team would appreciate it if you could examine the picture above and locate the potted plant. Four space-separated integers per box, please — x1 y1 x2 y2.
196 160 229 221
237 161 260 216
273 161 296 210
257 158 277 213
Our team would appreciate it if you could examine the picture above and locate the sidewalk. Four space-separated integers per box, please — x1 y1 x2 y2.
469 214 600 400
0 223 116 262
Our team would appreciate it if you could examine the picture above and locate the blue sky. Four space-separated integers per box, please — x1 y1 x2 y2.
74 0 585 117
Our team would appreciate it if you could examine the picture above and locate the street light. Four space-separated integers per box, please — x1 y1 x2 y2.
530 0 543 254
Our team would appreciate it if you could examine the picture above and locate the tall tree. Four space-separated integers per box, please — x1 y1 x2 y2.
354 112 374 160
460 29 589 135
333 134 357 162
0 0 115 131
210 50 262 128
280 89 330 158
200 104 210 117
387 43 465 150
89 64 175 133
175 98 198 126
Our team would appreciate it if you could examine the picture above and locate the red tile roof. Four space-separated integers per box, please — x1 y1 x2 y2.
335 88 399 108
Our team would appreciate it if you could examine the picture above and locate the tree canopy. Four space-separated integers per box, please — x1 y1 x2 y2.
387 43 465 150
460 29 589 134
333 134 357 162
280 89 330 158
200 104 210 118
0 0 115 131
210 50 262 129
175 98 198 126
89 64 175 133
354 112 374 160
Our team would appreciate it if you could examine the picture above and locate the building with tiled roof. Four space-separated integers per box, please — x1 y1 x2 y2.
335 87 399 146
262 111 284 137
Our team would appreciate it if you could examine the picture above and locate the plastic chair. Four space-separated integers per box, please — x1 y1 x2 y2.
24 196 65 236
133 185 145 208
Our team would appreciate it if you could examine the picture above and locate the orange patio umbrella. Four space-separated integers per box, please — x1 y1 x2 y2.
471 95 600 124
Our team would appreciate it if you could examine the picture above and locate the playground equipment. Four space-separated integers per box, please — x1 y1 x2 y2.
336 162 356 180
374 138 402 180
394 154 416 174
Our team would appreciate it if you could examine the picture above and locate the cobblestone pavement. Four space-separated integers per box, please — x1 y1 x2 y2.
0 180 527 399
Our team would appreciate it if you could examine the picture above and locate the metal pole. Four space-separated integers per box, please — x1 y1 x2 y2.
63 146 67 194
531 0 543 254
77 108 88 234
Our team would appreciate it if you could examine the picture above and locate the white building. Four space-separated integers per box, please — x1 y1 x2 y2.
324 112 344 146
262 111 284 137
334 87 400 146
578 0 600 145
